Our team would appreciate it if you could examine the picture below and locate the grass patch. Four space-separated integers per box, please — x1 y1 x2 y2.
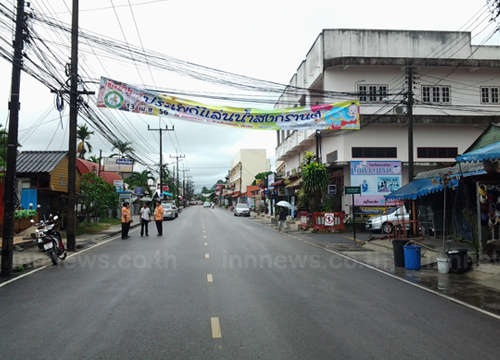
76 217 121 235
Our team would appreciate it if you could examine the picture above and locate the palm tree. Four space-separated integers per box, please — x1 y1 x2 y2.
126 170 155 196
77 124 94 159
110 140 134 158
88 155 100 164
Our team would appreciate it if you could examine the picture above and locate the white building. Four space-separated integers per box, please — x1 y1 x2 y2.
275 29 500 212
228 149 269 204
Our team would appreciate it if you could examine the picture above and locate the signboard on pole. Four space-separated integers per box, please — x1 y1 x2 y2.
345 186 361 195
103 158 134 172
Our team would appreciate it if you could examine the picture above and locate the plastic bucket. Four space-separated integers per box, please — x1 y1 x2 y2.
403 245 421 270
437 256 450 274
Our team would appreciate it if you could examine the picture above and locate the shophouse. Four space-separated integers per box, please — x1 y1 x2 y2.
227 149 269 205
275 29 500 215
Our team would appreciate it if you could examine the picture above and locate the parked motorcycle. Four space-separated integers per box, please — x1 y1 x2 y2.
32 215 67 265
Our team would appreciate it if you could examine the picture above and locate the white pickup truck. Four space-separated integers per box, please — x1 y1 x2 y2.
365 206 410 234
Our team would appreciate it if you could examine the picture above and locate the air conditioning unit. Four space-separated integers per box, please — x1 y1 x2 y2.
394 106 406 115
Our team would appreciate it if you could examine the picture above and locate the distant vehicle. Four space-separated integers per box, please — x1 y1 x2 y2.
234 203 250 217
365 205 409 233
162 202 178 220
203 202 211 208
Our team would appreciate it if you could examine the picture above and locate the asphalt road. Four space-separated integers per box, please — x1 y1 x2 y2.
1 206 499 359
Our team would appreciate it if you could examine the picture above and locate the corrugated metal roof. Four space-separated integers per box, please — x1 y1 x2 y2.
16 151 67 174
414 162 485 179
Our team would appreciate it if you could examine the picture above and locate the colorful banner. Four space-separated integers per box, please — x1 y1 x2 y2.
97 77 360 131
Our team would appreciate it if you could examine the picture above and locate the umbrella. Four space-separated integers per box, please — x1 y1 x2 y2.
276 200 292 208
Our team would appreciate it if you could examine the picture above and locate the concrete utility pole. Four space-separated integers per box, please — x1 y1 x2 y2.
148 121 174 199
179 168 190 205
170 154 185 202
66 0 94 251
1 0 25 276
406 65 414 183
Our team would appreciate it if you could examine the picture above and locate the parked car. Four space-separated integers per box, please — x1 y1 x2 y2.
203 202 211 208
162 202 178 220
365 205 409 233
234 203 251 217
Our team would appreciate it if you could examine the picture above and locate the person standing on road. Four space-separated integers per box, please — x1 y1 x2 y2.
121 202 131 239
154 201 164 236
140 202 151 237
278 207 288 233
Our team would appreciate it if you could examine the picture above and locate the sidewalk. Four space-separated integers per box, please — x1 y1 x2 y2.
251 213 500 316
5 215 141 271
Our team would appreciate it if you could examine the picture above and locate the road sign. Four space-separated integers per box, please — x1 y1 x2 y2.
345 186 361 195
324 213 334 226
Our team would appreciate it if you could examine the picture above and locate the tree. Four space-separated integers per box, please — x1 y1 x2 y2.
88 155 100 164
253 171 273 185
0 124 21 168
300 152 329 213
110 140 135 158
126 170 155 196
79 172 119 222
77 124 94 159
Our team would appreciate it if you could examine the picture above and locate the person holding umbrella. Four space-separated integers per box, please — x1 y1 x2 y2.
278 206 288 233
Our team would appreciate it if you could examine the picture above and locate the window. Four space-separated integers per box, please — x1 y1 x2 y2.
326 150 338 163
421 86 451 104
481 87 499 104
417 147 458 158
358 84 388 103
352 147 397 158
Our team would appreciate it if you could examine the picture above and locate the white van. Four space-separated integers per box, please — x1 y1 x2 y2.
365 206 410 233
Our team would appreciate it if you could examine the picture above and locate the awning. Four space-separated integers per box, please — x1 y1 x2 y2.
385 178 457 201
456 142 500 163
386 164 486 201
271 179 284 187
231 191 240 198
286 177 303 189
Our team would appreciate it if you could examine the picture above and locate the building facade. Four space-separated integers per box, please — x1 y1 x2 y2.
227 149 269 204
275 29 500 213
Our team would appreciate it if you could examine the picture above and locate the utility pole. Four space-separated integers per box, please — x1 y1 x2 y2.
179 168 190 206
148 120 174 200
406 65 414 183
1 0 26 276
66 0 95 252
315 130 322 163
170 154 185 203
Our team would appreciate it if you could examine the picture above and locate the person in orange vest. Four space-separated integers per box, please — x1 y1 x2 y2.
121 202 131 239
154 201 164 236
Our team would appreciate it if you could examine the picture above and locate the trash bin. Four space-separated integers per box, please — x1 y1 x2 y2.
392 240 407 268
447 249 469 273
403 245 421 270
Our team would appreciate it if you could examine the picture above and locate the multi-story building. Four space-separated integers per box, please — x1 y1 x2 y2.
227 149 269 204
275 29 500 213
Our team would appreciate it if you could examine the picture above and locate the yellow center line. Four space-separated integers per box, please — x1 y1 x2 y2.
211 317 222 338
207 274 213 282
205 253 210 259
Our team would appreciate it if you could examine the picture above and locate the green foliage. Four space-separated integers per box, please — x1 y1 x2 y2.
110 140 135 158
77 124 94 159
253 171 273 185
126 170 154 196
80 172 119 222
320 197 338 213
301 160 329 213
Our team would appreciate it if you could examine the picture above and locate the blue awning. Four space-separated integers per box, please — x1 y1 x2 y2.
456 142 500 163
385 178 458 201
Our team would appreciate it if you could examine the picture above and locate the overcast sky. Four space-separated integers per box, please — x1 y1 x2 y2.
1 0 498 192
